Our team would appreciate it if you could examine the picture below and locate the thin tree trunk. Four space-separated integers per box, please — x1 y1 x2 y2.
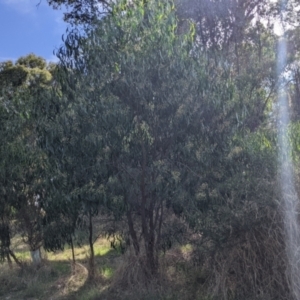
126 209 140 255
140 141 149 246
6 251 12 269
70 236 76 264
146 207 157 275
155 200 163 267
9 249 22 268
88 210 95 279
70 236 76 274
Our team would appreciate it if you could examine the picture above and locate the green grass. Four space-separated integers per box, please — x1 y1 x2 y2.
180 243 193 253
23 281 47 299
95 245 111 256
0 239 212 300
15 250 31 260
51 260 71 275
0 237 119 300
77 286 102 300
100 265 114 279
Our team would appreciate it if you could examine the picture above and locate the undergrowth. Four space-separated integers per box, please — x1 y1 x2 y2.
0 223 291 300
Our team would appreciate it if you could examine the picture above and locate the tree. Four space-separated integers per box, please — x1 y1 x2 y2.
35 56 108 277
0 54 53 265
44 0 253 277
47 0 112 24
176 0 272 48
0 98 24 268
41 0 300 297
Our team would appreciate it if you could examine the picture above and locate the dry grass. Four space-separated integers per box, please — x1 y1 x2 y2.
110 253 153 288
99 246 207 300
0 261 63 299
60 263 89 296
189 207 291 300
0 238 117 300
0 218 293 300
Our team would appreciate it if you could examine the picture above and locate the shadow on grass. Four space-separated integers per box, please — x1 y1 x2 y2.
64 250 191 300
1 244 206 300
59 248 121 300
0 246 120 300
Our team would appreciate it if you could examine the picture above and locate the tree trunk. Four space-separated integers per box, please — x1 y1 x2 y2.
70 236 76 264
88 210 95 279
9 249 23 268
6 251 12 269
30 247 42 265
146 237 157 275
70 236 76 274
146 208 158 276
126 209 140 255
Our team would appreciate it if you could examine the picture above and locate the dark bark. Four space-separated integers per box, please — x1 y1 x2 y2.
147 206 157 275
70 236 76 274
126 209 140 255
140 141 158 275
155 200 163 267
88 210 95 279
140 141 149 245
70 236 76 271
70 236 76 264
6 252 12 269
9 249 22 268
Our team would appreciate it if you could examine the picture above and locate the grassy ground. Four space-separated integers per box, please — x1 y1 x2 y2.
0 238 210 300
0 237 120 300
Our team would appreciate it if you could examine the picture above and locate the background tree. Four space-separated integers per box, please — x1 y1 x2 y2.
47 0 112 24
0 54 53 265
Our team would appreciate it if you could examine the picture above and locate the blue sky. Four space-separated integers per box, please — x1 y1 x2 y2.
0 0 68 63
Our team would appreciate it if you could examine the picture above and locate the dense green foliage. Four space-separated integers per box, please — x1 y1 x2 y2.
2 0 300 298
0 54 54 264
